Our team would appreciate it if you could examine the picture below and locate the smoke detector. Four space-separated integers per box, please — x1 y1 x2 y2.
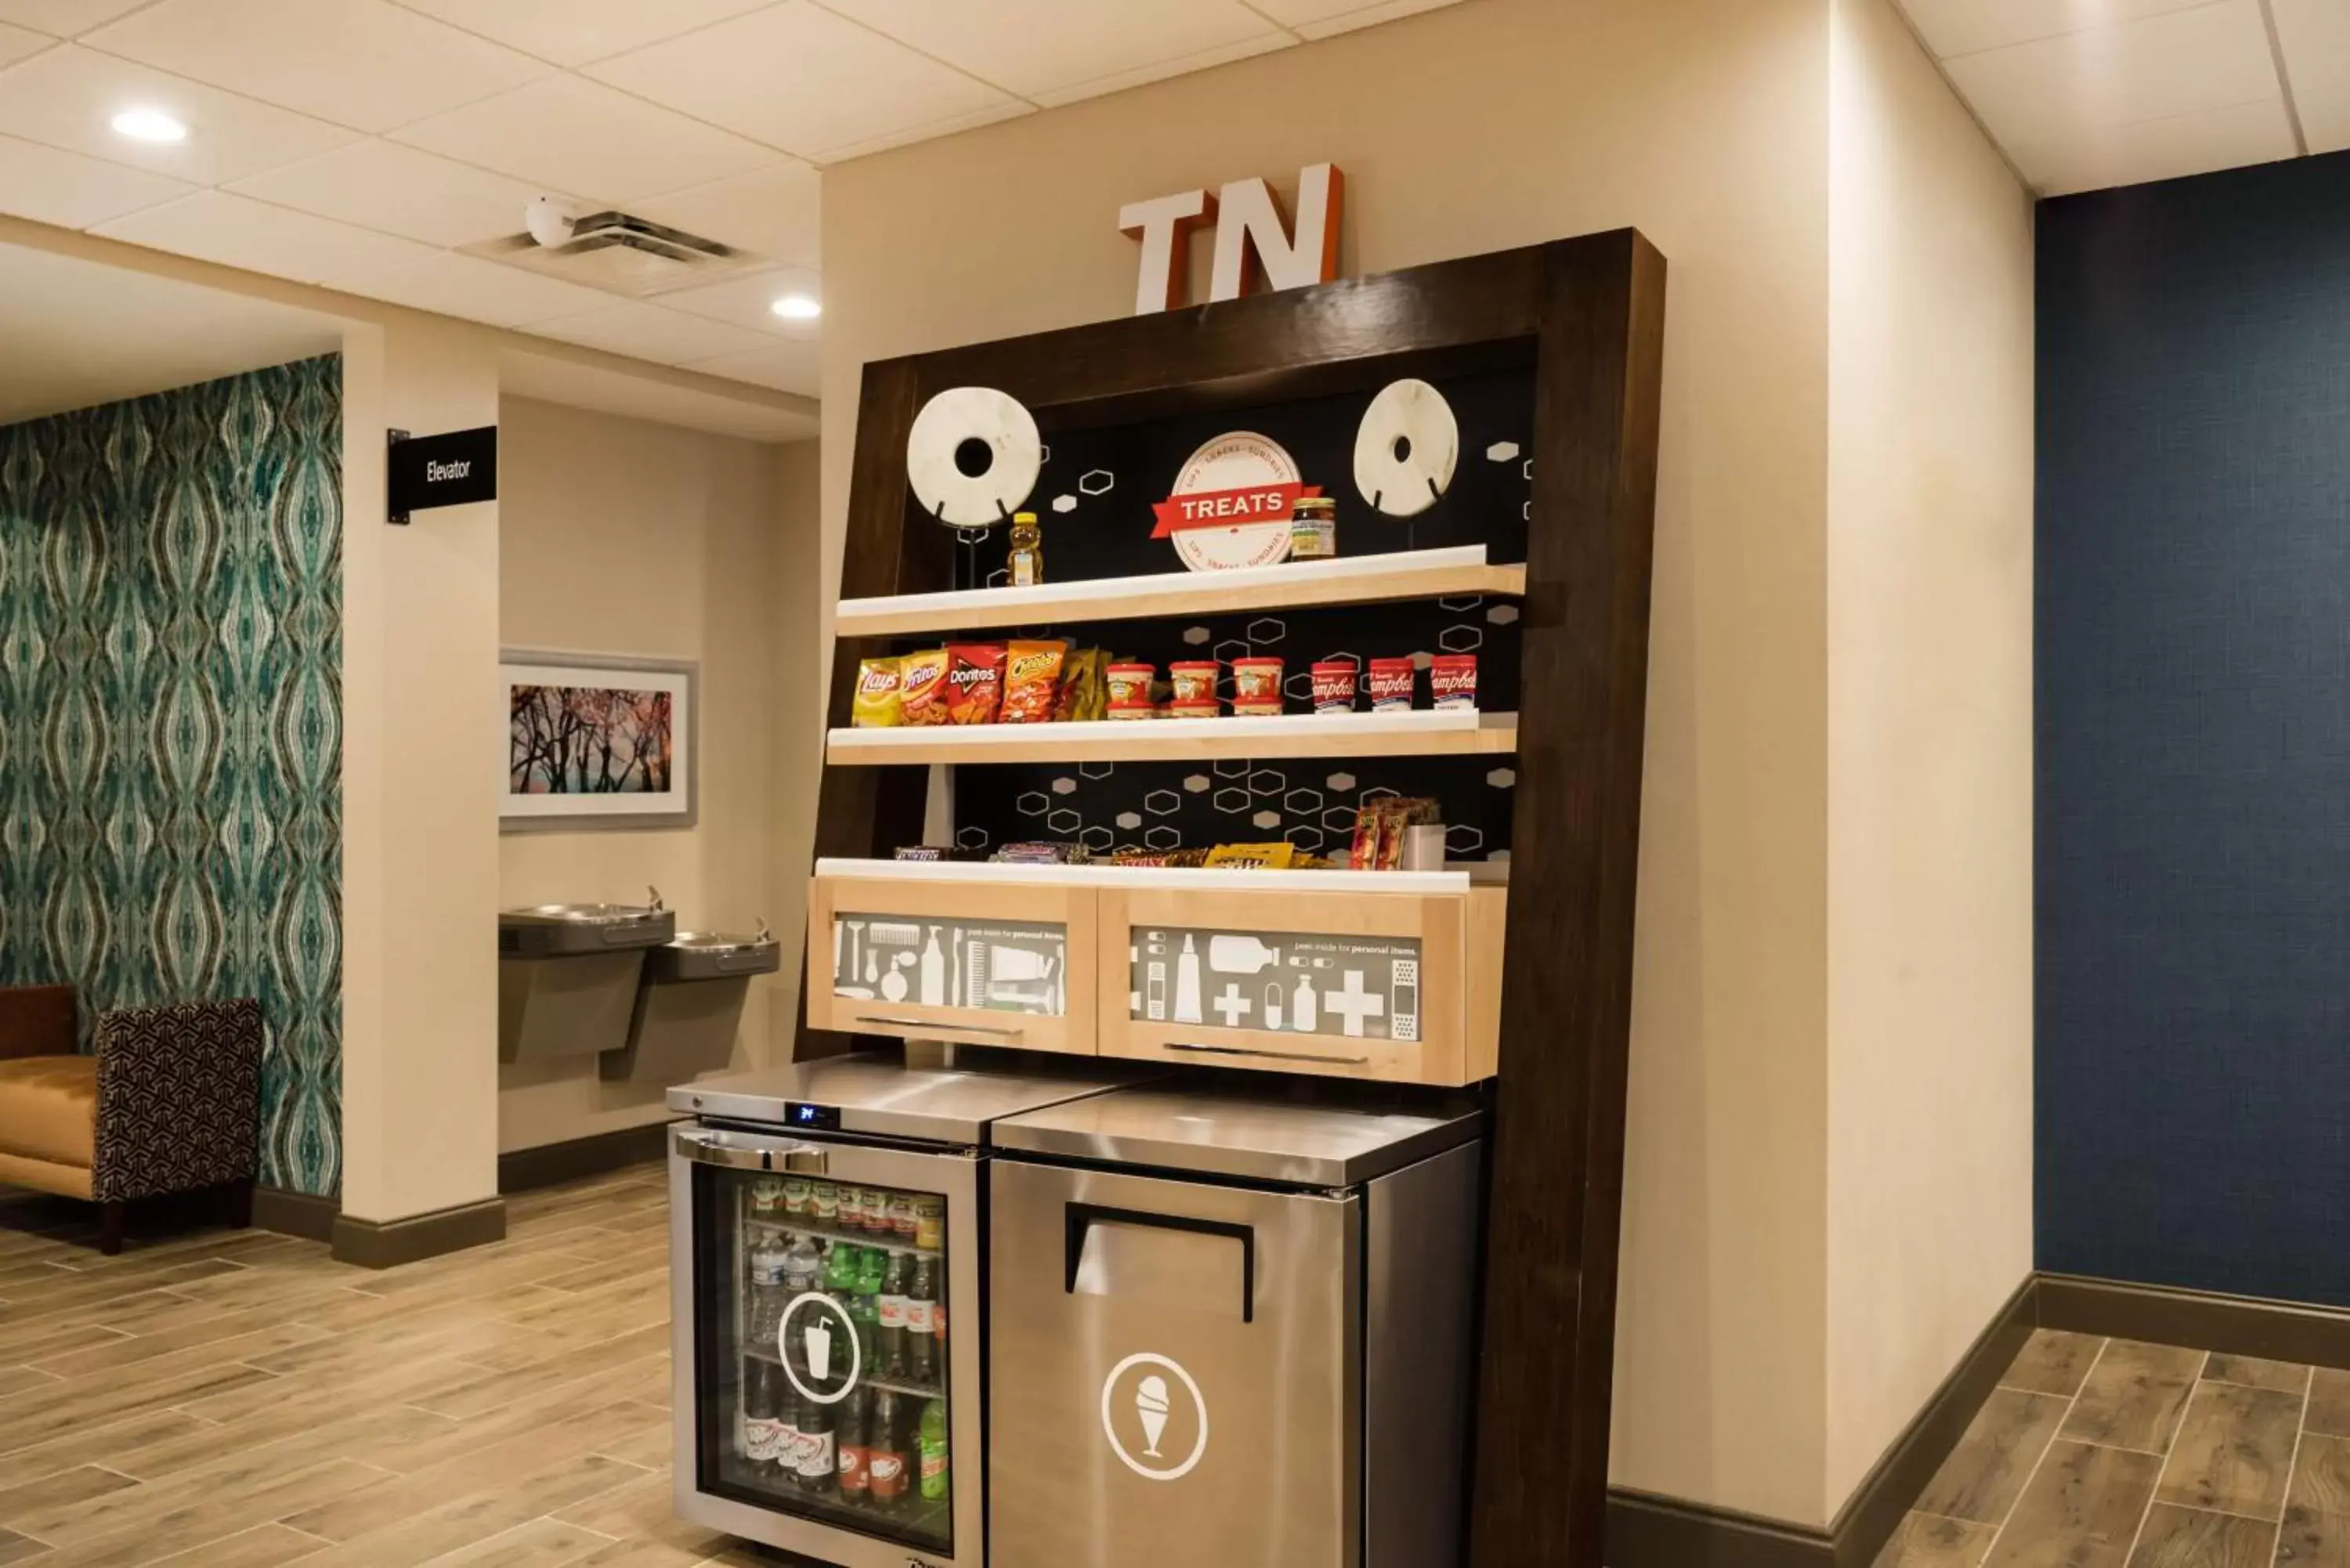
465 200 772 298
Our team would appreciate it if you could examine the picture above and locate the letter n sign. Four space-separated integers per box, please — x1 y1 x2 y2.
388 425 498 524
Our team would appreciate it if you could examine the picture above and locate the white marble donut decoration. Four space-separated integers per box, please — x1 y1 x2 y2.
906 386 1043 528
1352 378 1460 518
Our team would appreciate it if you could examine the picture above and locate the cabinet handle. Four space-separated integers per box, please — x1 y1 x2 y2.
1163 1041 1370 1067
854 1014 1026 1040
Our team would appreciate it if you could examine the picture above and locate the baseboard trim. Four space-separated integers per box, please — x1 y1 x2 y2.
331 1196 508 1269
251 1184 338 1243
2038 1271 2350 1369
1603 1271 2038 1568
497 1120 676 1195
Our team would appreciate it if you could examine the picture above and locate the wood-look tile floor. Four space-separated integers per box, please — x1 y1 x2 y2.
1878 1328 2350 1568
0 1164 776 1568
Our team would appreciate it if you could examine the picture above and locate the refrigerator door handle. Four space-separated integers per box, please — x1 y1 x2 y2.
1065 1201 1257 1324
670 1125 830 1173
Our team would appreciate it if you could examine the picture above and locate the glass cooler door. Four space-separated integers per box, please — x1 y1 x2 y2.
669 1125 981 1567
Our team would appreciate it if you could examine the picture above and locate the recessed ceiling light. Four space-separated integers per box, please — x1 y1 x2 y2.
110 107 188 145
771 294 822 322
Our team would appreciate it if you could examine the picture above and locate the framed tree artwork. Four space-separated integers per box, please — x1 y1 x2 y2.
501 649 698 833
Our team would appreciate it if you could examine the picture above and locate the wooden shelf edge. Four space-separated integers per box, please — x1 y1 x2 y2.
825 710 1518 766
816 858 1474 893
833 545 1526 638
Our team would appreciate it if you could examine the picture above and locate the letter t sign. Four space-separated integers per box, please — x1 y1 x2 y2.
1119 164 1346 316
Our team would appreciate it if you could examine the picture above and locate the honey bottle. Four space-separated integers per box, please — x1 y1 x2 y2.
1007 511 1043 587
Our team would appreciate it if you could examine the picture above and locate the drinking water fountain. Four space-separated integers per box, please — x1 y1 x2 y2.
497 887 676 1063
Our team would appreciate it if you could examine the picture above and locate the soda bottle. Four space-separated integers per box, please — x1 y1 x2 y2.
774 1386 806 1487
837 1386 872 1502
797 1390 837 1496
740 1360 777 1465
867 1390 909 1508
903 1255 937 1386
876 1252 910 1377
851 1247 884 1371
917 1397 949 1503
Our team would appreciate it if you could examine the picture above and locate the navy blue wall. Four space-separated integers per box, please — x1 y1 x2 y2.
2038 150 2350 1304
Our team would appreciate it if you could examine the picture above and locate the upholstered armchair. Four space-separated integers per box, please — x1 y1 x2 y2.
0 985 262 1253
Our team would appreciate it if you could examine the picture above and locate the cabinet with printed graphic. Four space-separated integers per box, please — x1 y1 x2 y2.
1094 886 1503 1086
807 875 1099 1057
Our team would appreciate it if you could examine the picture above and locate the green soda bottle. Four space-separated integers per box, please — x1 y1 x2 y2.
851 1246 885 1368
918 1397 949 1501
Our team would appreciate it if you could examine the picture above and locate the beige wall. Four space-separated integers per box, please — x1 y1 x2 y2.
339 317 504 1225
819 0 1840 1522
497 397 820 1152
1824 0 2037 1509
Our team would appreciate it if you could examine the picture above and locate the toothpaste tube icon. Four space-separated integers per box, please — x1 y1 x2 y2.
1135 1374 1172 1458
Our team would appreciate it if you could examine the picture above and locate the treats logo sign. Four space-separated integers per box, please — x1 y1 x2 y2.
1158 432 1305 573
1101 1352 1209 1482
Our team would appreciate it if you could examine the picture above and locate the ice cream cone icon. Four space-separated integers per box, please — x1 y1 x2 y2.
1135 1375 1172 1458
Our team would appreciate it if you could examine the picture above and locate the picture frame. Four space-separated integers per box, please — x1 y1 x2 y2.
501 649 698 833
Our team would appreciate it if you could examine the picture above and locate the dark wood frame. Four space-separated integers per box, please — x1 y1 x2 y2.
801 229 1666 1568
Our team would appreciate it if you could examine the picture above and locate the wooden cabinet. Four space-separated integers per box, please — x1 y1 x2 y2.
806 875 1099 1057
1094 885 1504 1087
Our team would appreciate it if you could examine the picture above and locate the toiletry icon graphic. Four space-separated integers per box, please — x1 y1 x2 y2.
1135 1375 1172 1457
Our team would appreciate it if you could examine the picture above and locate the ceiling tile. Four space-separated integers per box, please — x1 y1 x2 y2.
0 44 361 183
631 160 820 268
1896 0 2217 61
329 250 616 326
526 301 774 365
0 0 149 37
1943 0 2281 146
1029 32 1295 109
94 190 438 282
655 266 821 336
0 130 193 226
584 1 1015 161
84 0 550 133
2272 0 2350 154
684 338 821 397
0 18 45 61
391 74 776 203
823 0 1278 99
806 97 1033 164
1291 0 1464 42
2019 96 2298 194
385 0 782 68
229 139 562 247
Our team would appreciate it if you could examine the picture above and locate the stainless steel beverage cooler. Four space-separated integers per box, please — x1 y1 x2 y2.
985 1086 1484 1568
665 1051 1131 1568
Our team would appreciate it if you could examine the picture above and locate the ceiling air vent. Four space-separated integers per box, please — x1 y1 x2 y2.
464 208 770 298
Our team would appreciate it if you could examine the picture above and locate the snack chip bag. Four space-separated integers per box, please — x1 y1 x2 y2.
945 644 1006 724
898 649 951 725
851 657 903 728
1002 641 1068 724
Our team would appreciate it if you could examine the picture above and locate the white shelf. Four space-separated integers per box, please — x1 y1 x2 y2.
818 857 1473 894
832 546 1525 638
825 708 1517 767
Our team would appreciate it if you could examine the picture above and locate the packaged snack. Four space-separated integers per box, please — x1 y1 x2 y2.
851 657 904 728
1347 798 1390 870
1231 657 1284 717
1107 663 1157 718
1114 847 1209 868
1003 641 1068 723
945 644 1006 724
1203 842 1299 869
1289 495 1336 559
1379 798 1442 870
898 649 951 725
1169 662 1220 707
1430 654 1478 711
894 847 948 861
1055 649 1108 722
991 841 1090 864
1311 659 1358 714
1170 701 1220 721
1367 657 1417 712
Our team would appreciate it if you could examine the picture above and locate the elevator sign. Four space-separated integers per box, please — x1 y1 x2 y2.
387 425 497 524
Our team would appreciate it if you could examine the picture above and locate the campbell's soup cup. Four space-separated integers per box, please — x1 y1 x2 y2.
1311 660 1359 714
1368 658 1417 711
1169 661 1220 706
1232 657 1284 717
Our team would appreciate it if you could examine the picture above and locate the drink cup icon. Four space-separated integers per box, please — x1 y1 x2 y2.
806 1320 833 1383
1135 1374 1172 1458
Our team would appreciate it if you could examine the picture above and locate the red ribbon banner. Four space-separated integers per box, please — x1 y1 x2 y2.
1150 482 1321 539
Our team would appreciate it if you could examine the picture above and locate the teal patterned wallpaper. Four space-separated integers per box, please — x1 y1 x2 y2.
0 356 344 1197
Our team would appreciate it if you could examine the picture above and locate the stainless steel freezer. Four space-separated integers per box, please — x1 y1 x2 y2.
985 1084 1485 1568
665 1049 1138 1568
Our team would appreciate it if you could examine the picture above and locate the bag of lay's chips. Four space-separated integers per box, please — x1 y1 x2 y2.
851 656 904 728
